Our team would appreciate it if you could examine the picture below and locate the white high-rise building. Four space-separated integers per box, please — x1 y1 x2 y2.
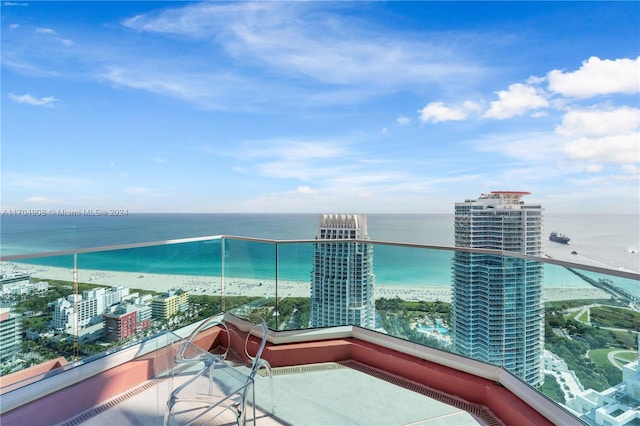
0 308 22 363
451 191 544 386
310 214 375 329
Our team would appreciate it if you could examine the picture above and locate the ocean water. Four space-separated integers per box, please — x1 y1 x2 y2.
1 214 638 295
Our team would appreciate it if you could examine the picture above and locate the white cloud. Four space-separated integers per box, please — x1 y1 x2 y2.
35 27 57 35
556 107 639 168
396 114 411 125
548 56 640 98
33 26 74 46
482 83 548 119
237 139 351 181
9 92 58 107
584 164 604 173
99 66 254 111
295 186 314 194
526 75 545 85
471 132 565 163
244 140 345 162
257 161 346 181
556 107 639 138
563 133 639 165
5 2 491 112
237 138 414 195
621 164 639 175
122 2 486 89
462 100 482 112
418 102 466 123
25 196 62 204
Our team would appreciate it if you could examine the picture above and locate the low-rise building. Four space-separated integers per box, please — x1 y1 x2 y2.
50 286 131 334
103 303 152 342
0 273 49 297
151 290 189 320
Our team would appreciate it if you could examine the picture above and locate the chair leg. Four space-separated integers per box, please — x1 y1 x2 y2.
250 382 256 426
258 359 275 414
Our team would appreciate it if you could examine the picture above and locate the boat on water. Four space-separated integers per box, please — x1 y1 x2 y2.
549 231 570 244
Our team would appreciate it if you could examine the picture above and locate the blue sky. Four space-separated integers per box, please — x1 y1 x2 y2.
2 1 639 214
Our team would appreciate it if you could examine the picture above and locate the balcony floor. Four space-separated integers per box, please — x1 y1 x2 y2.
58 361 491 426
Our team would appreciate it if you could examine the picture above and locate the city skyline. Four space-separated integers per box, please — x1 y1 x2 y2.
2 2 639 214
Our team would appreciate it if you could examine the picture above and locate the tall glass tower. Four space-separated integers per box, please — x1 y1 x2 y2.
451 191 544 386
310 214 375 329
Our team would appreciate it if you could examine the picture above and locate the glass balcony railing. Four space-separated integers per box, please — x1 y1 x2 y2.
1 235 638 421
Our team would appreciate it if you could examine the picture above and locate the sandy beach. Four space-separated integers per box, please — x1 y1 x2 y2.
2 261 454 301
2 261 613 303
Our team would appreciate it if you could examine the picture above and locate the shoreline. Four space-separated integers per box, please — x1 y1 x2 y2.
2 262 612 303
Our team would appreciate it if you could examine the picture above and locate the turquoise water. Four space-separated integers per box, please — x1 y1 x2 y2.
1 214 638 295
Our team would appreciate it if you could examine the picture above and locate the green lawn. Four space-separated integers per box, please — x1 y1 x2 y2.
589 348 617 367
589 348 638 368
574 310 589 323
615 351 638 363
563 309 588 323
590 306 640 329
